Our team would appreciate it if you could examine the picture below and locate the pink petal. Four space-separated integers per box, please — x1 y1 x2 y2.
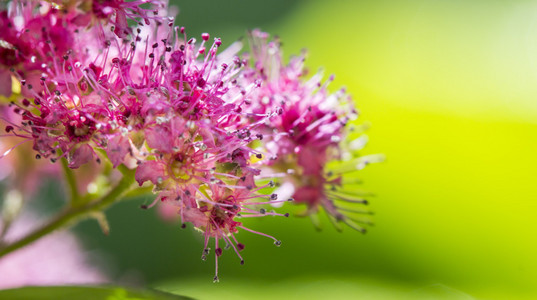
113 11 129 38
0 69 12 97
145 125 173 153
20 71 44 98
183 206 208 228
68 144 94 169
106 135 130 168
135 160 166 186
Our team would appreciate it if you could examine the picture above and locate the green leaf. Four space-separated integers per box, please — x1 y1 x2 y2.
0 286 193 300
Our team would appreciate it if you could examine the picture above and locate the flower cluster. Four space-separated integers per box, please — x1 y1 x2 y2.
0 0 379 280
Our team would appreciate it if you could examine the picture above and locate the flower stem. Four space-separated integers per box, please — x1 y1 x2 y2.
0 166 135 259
60 155 80 202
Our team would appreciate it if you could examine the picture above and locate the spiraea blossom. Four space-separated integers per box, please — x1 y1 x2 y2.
240 30 383 232
0 0 379 281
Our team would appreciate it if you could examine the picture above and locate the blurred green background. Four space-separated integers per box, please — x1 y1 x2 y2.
69 0 537 299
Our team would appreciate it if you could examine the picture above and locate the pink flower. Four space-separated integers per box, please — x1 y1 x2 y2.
2 1 288 280
90 0 166 38
242 29 380 232
0 0 376 281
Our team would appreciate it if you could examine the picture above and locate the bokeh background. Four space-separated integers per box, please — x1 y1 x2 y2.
9 0 537 299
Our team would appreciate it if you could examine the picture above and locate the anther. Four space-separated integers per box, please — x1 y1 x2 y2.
274 240 282 247
259 208 266 214
270 194 278 200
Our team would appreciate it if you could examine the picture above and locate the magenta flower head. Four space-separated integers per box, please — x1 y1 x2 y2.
0 0 380 282
241 29 383 232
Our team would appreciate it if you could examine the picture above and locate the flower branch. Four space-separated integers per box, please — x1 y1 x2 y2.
0 0 379 280
0 165 135 259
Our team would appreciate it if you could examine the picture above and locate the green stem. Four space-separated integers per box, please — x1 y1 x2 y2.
0 166 135 259
60 156 80 202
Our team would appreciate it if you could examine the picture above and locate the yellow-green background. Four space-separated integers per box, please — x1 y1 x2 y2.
67 0 537 299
